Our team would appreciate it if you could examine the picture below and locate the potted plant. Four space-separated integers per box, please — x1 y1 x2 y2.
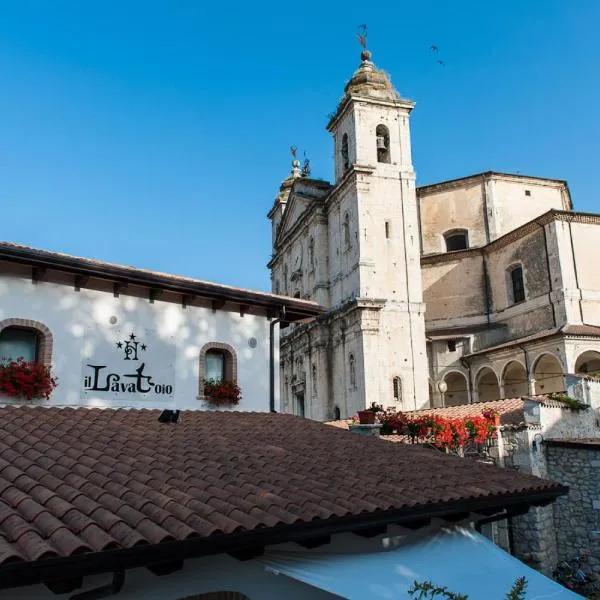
202 378 242 406
482 408 501 426
0 358 58 401
357 402 382 425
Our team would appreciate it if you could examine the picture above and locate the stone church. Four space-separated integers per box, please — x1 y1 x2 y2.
268 46 600 421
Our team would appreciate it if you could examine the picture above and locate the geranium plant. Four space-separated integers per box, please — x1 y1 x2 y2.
202 378 242 406
0 358 58 400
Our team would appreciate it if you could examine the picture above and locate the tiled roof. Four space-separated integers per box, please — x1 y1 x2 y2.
326 396 570 433
0 407 565 579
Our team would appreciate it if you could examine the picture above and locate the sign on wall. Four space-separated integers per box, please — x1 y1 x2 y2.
81 329 175 400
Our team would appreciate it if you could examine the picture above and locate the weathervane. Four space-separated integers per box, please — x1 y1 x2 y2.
290 146 298 160
356 24 368 49
356 24 371 61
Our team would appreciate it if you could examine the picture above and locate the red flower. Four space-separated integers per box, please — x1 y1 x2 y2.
0 358 58 401
202 379 241 406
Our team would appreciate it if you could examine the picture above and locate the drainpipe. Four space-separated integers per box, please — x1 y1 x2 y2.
460 356 474 404
269 307 286 413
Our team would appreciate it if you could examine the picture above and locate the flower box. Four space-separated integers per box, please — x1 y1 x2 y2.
0 358 57 401
202 379 241 406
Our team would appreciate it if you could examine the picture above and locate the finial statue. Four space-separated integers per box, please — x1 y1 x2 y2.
301 151 311 178
290 146 297 160
356 24 371 61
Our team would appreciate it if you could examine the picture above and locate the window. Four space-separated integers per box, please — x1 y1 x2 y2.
525 190 531 197
334 405 341 420
510 265 526 304
0 327 39 362
385 220 390 239
349 353 356 387
205 350 225 381
0 320 52 366
199 342 237 396
312 364 317 396
447 340 457 352
343 213 351 250
393 376 402 401
444 229 468 252
375 124 390 163
308 237 315 271
341 133 349 170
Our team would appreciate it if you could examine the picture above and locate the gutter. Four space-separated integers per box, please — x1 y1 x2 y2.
0 486 567 591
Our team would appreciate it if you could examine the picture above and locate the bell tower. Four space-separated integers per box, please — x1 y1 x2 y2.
325 38 429 411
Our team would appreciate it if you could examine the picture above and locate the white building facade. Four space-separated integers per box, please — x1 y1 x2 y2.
0 242 322 411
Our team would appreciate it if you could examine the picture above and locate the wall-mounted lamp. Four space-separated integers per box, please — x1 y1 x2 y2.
437 381 448 394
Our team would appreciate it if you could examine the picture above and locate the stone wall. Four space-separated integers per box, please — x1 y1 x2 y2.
546 443 600 578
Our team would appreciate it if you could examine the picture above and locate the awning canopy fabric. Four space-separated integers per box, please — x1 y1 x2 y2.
259 526 582 599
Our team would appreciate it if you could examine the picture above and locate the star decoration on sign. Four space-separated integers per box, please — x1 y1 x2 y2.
116 341 123 349
141 344 147 351
129 333 136 341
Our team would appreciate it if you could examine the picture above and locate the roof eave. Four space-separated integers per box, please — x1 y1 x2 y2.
0 484 567 591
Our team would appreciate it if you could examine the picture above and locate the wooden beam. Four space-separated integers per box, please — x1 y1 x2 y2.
149 289 163 304
146 561 183 576
113 281 128 298
353 525 387 538
74 275 89 292
297 536 331 549
31 267 46 285
211 299 226 313
228 547 264 562
399 518 431 530
239 304 249 317
181 294 193 309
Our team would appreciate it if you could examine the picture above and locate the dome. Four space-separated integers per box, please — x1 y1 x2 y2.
343 50 400 102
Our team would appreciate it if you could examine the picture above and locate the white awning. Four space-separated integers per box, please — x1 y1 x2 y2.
259 525 582 599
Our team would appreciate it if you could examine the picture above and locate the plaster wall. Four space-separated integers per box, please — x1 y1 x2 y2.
0 273 276 412
490 179 567 238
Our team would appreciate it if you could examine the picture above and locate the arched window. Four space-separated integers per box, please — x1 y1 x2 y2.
444 229 468 252
311 364 317 396
199 343 237 396
349 353 356 388
341 133 349 170
0 327 39 362
308 237 315 271
343 213 351 250
0 319 53 366
393 376 402 402
508 264 525 304
375 124 390 163
334 405 341 420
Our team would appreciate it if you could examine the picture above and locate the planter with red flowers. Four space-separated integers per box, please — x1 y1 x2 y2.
0 358 58 401
202 379 242 407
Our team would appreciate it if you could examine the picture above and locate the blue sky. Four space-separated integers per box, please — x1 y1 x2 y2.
1 1 599 291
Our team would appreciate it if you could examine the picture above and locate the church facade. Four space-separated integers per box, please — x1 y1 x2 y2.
268 48 600 421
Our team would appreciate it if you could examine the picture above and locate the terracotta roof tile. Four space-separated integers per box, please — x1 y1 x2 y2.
0 407 565 569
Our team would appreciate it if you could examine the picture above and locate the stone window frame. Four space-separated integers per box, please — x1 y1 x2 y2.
198 342 237 398
375 123 391 164
343 212 352 251
341 132 350 170
348 352 356 388
443 229 469 252
0 318 53 366
392 375 403 402
506 262 527 305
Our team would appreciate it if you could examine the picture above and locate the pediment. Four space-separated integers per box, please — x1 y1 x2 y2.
275 193 314 246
